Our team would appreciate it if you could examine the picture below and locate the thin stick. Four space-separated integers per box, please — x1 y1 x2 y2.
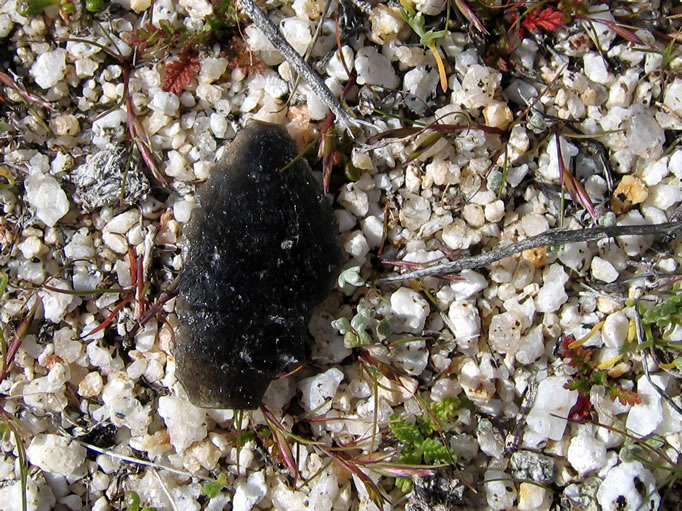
76 439 211 480
239 0 358 130
379 221 682 283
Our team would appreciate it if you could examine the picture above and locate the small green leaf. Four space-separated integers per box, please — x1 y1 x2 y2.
420 437 450 464
85 0 105 11
395 477 413 493
201 473 227 498
331 317 352 334
389 417 424 445
124 492 141 511
376 319 392 339
337 266 365 287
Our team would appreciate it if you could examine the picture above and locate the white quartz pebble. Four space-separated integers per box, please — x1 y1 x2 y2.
524 376 578 445
27 434 86 477
535 263 569 313
354 46 398 89
30 49 67 89
602 311 628 348
25 172 70 227
591 256 619 283
485 470 517 511
298 368 344 415
103 372 151 438
567 433 607 475
449 270 488 300
448 302 481 350
626 374 666 436
158 394 207 452
233 471 267 511
390 288 429 334
597 461 660 511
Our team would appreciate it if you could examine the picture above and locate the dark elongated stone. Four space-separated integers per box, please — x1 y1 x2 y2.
174 121 343 409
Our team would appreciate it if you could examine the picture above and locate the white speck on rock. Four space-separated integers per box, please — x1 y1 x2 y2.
25 172 70 227
30 49 67 89
233 471 267 511
27 434 86 477
390 287 430 334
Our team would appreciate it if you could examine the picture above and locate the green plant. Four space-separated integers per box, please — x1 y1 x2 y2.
124 491 156 511
201 473 227 498
388 396 466 491
639 282 682 372
399 0 449 92
332 303 392 349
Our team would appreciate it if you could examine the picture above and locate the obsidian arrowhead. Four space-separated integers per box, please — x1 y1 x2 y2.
174 121 343 409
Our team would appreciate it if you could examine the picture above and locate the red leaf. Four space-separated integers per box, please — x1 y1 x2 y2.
161 54 200 96
567 393 593 422
522 7 564 33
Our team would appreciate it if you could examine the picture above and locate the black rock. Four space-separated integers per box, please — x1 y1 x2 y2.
174 121 343 409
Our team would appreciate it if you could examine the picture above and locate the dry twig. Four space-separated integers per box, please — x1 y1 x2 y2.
239 0 360 130
379 221 682 283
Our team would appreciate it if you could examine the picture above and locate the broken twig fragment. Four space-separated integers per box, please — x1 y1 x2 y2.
239 0 359 130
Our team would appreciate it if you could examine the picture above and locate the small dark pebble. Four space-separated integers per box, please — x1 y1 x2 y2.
406 468 467 511
174 121 343 409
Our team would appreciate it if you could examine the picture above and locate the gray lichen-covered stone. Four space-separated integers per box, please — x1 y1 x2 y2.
510 450 555 484
70 144 150 212
175 121 343 409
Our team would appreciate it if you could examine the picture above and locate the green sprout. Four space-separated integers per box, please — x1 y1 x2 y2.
124 492 156 511
388 396 466 491
332 304 375 348
639 282 682 372
201 473 227 499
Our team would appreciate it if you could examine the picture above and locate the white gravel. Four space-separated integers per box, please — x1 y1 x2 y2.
1 1 681 510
